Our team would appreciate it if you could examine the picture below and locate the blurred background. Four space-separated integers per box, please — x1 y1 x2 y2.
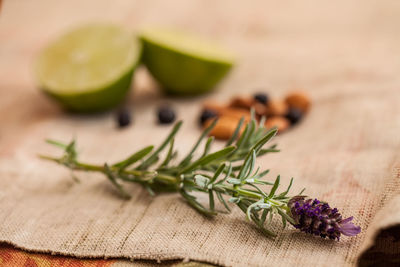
1 0 400 158
2 0 400 113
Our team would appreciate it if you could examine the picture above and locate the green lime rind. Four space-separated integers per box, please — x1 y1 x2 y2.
139 29 235 95
43 66 135 113
36 24 141 113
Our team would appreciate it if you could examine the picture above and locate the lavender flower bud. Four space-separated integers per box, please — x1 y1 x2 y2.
288 196 361 240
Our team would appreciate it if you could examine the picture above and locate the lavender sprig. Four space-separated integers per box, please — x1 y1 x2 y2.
39 116 360 240
288 196 361 240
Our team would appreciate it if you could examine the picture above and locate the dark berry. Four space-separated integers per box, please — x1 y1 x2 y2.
200 109 218 125
285 108 303 125
116 109 131 128
158 106 176 124
253 93 269 105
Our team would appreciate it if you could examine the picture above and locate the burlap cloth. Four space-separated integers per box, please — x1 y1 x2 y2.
1 0 400 266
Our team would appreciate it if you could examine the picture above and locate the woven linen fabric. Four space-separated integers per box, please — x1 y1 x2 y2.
1 0 400 266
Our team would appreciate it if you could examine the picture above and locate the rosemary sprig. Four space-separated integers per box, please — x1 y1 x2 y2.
39 116 360 240
40 117 295 237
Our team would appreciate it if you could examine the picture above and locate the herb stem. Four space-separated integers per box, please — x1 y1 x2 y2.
219 185 262 199
39 155 165 182
41 154 265 200
154 173 179 184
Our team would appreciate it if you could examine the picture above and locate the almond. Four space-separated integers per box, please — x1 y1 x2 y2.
221 108 251 121
228 96 254 110
203 100 251 122
285 91 311 113
203 101 227 114
204 116 242 140
265 117 290 133
267 100 288 116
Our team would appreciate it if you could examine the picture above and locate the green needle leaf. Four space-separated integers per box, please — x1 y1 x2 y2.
268 175 280 198
277 208 296 225
229 197 240 204
234 122 250 150
246 183 268 198
145 185 155 196
104 164 131 199
258 225 277 237
216 192 231 212
252 169 270 180
180 189 216 216
209 191 215 211
252 129 278 155
244 119 257 146
179 146 235 175
159 139 175 168
138 121 182 170
194 174 210 189
227 178 241 185
278 177 293 198
246 150 257 178
237 148 256 181
179 118 218 167
258 147 280 156
246 200 262 221
201 136 214 158
220 163 233 183
226 117 245 146
113 145 154 170
261 208 269 224
210 163 226 184
45 139 68 149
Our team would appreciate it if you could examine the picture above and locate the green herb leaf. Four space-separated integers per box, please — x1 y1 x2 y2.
229 197 240 204
227 178 241 185
268 175 281 198
138 121 182 169
179 118 218 167
216 192 231 212
226 117 245 146
180 189 216 216
277 208 296 225
113 145 154 170
278 177 293 198
159 139 175 168
201 136 214 158
209 191 215 211
210 163 225 184
252 129 277 155
237 148 255 180
261 208 269 224
179 146 235 174
104 164 131 199
194 174 210 189
45 139 68 149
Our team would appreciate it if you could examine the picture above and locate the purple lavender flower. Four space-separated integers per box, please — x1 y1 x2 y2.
288 196 361 240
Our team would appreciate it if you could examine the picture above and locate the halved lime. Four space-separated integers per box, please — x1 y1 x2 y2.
139 28 235 95
36 24 141 112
